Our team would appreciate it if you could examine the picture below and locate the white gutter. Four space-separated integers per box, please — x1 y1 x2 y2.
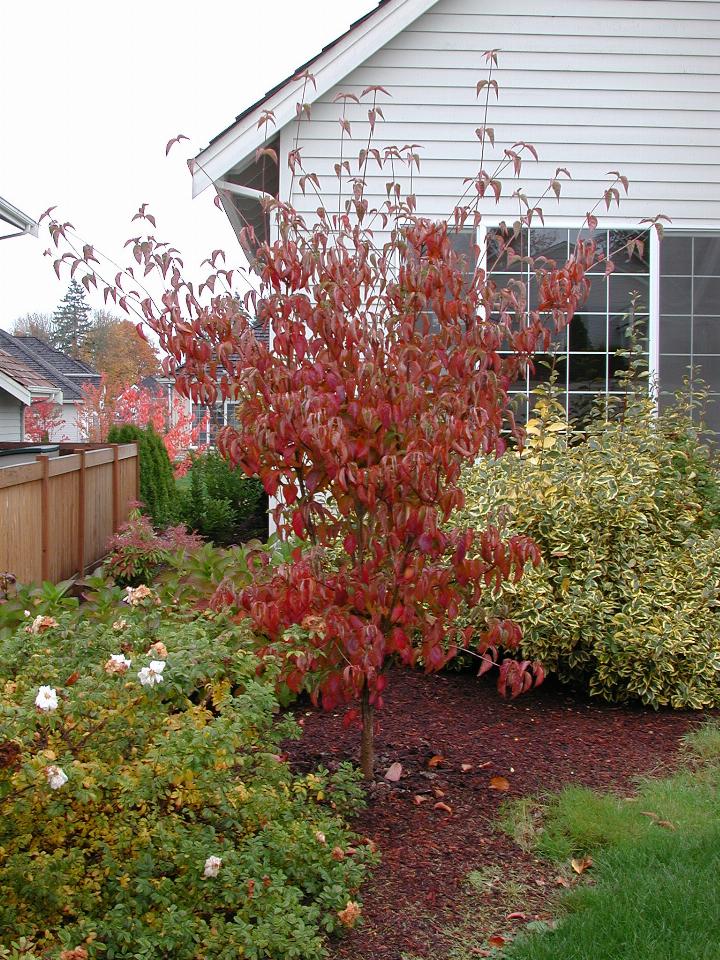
0 195 38 239
215 180 274 202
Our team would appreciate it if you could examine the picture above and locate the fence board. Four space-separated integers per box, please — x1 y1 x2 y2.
0 443 138 584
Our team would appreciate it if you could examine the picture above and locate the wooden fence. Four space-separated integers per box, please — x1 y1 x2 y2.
0 443 139 584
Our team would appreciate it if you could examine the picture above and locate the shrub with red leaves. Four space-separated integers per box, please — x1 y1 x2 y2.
104 511 202 586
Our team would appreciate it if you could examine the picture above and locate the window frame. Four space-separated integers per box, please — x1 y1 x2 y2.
476 221 662 419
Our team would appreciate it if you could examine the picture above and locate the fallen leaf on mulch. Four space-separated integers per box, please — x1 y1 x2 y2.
489 775 510 792
506 912 528 921
555 875 571 887
413 794 429 805
337 901 361 928
428 754 445 768
571 857 593 874
488 934 507 947
433 787 445 798
384 762 403 782
433 801 452 814
460 762 474 772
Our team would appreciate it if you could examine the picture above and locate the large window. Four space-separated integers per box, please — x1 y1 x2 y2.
487 226 650 424
659 234 720 430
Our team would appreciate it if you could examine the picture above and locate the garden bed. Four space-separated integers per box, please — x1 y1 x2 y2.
285 668 701 960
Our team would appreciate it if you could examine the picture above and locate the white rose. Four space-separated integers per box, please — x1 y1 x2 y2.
138 660 166 687
35 685 59 712
105 654 132 674
46 765 68 790
203 855 222 878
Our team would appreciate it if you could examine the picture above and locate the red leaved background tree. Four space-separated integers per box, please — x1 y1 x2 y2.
24 398 67 443
42 53 662 777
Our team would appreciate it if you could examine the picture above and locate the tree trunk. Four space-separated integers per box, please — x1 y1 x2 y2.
360 686 375 780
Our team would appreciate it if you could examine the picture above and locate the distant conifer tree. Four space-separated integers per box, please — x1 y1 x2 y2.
52 280 92 358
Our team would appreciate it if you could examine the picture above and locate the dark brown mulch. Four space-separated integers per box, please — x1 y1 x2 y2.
285 667 702 960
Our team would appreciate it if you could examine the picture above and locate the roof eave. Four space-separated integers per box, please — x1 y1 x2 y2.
191 0 437 197
0 371 32 406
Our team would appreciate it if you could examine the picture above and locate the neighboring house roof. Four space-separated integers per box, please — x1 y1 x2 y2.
0 349 59 406
0 330 99 402
0 195 38 239
14 336 101 384
192 0 436 195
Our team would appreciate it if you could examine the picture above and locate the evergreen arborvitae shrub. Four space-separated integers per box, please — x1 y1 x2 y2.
108 423 176 525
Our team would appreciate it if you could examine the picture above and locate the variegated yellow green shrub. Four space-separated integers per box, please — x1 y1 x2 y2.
456 389 720 709
0 599 375 959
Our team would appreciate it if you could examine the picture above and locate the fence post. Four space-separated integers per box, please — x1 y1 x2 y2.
77 450 86 577
134 442 141 505
111 444 120 532
38 455 50 582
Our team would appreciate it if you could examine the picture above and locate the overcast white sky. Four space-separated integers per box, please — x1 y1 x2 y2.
0 0 372 330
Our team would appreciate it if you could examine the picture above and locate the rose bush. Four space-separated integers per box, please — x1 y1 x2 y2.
0 603 375 958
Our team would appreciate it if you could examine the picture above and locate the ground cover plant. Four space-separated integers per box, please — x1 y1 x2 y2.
41 50 668 778
454 366 720 709
0 594 375 959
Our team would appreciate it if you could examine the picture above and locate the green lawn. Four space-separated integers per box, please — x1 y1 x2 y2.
503 724 720 960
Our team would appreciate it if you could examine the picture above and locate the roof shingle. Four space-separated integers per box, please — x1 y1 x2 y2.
0 331 100 401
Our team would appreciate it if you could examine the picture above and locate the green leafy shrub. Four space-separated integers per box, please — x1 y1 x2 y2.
108 423 177 525
0 606 375 958
178 452 266 543
454 387 720 709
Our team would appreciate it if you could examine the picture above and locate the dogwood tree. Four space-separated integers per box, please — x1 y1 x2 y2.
42 54 662 778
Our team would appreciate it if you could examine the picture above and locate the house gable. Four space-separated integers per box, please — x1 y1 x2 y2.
192 0 439 196
198 0 720 229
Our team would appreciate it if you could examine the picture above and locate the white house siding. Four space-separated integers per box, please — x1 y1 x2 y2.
280 0 720 228
57 403 82 443
0 391 24 442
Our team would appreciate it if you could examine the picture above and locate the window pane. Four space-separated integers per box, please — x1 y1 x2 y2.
701 397 720 434
530 228 568 263
659 316 692 354
693 276 720 315
568 393 601 425
609 274 650 313
569 354 606 391
694 236 720 276
610 352 649 389
693 317 720 355
487 227 527 270
660 275 692 314
570 228 608 273
610 313 648 350
609 230 650 273
582 275 607 312
659 354 692 392
569 314 607 351
660 235 692 275
528 354 561 389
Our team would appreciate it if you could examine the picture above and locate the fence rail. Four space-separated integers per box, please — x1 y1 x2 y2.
0 443 139 584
